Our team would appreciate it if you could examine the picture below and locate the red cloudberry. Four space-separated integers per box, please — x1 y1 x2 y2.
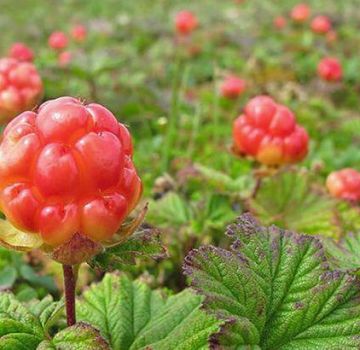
317 57 342 82
71 25 87 43
326 30 337 44
232 96 309 166
220 75 246 99
291 3 311 23
0 58 43 124
175 11 198 35
9 43 34 62
326 168 360 201
48 31 68 50
58 51 72 67
274 16 287 30
311 15 331 34
0 97 142 247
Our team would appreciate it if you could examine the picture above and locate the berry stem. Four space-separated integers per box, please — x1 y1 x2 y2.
63 264 77 327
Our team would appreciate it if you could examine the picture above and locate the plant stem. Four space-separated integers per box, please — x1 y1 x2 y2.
63 264 77 327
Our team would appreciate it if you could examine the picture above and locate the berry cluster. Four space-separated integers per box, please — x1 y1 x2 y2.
0 97 141 246
326 168 360 201
233 96 309 166
0 58 43 124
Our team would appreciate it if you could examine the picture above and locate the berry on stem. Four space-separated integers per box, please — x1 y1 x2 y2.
9 43 34 62
326 168 360 201
0 96 142 250
232 95 309 166
311 15 331 34
317 57 342 82
220 75 246 99
48 31 68 50
291 3 311 23
175 11 198 35
0 58 43 124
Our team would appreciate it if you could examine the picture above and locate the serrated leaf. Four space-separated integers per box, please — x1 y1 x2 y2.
77 273 221 350
184 214 360 349
0 293 44 350
323 232 360 272
37 322 109 350
90 229 167 270
248 169 336 236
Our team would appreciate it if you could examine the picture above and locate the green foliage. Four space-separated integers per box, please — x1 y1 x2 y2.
184 214 360 349
77 273 221 350
248 169 337 236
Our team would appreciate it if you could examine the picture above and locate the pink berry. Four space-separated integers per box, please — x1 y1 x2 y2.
175 11 198 35
326 168 360 202
317 57 342 82
71 25 87 42
9 43 34 62
58 51 72 67
291 3 311 23
274 16 287 29
311 15 331 34
220 75 246 99
48 31 68 50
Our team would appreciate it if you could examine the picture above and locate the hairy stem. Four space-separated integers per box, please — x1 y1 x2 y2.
63 264 77 327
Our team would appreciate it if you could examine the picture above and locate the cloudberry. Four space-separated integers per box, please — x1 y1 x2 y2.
71 25 87 43
326 168 360 201
274 16 287 30
317 57 342 82
291 3 311 23
0 58 43 124
48 31 68 50
175 11 198 35
311 15 331 34
9 43 34 62
220 75 246 99
58 51 72 67
0 97 142 248
232 96 309 165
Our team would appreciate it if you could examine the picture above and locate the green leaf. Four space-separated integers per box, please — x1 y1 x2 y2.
19 265 58 294
248 169 336 236
0 293 44 350
77 273 221 350
323 231 360 272
184 214 360 349
37 322 109 350
90 229 167 271
0 266 17 289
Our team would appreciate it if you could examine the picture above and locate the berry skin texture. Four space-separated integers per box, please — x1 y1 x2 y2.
71 25 87 42
175 11 198 35
48 31 68 50
232 96 309 166
311 15 331 34
220 75 246 99
0 97 142 247
274 16 287 30
326 168 360 202
0 58 43 124
291 3 311 23
9 43 34 62
317 57 342 82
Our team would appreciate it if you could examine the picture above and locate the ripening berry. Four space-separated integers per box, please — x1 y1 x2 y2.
175 11 198 35
9 43 34 62
326 30 337 44
48 31 68 50
0 97 142 247
291 3 311 23
220 75 246 99
0 58 43 124
311 15 331 34
326 168 360 201
71 25 87 42
317 57 342 82
233 96 309 165
274 16 287 30
58 51 72 67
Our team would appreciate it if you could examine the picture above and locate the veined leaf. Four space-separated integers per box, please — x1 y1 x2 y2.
77 273 221 350
37 322 109 350
248 169 337 237
184 214 360 349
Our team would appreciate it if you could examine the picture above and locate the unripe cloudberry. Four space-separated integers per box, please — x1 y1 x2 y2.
0 97 142 248
9 43 34 62
48 31 68 50
0 58 43 124
71 25 87 43
232 96 309 166
311 15 331 34
326 168 360 202
291 3 311 23
175 11 198 35
317 57 342 82
274 16 287 30
220 75 246 99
